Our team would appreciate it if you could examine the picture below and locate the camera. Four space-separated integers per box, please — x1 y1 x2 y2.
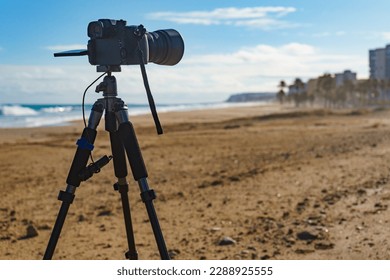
88 19 184 66
55 19 185 67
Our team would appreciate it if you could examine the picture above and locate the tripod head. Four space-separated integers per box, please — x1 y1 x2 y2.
95 74 118 97
96 65 122 73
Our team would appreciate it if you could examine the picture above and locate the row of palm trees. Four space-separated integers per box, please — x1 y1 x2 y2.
276 74 390 108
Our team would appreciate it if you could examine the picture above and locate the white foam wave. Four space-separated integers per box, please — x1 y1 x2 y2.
0 105 38 116
40 106 73 113
22 115 82 128
156 100 273 113
0 101 274 128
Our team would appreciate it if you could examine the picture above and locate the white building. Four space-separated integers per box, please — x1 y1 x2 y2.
334 70 357 87
369 45 390 80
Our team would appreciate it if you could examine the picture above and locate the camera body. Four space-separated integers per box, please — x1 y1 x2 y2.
87 19 148 66
86 19 184 67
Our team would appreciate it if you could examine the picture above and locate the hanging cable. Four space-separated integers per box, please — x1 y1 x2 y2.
82 72 107 127
81 71 107 164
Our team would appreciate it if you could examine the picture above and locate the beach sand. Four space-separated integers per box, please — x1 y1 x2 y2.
0 103 389 260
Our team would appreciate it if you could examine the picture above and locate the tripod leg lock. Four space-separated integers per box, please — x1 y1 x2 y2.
140 189 156 203
113 183 129 193
76 137 94 151
58 190 75 204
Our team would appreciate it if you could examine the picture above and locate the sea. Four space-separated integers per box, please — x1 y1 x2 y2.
0 100 274 128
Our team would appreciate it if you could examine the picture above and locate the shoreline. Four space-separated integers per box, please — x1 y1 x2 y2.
1 102 385 144
0 102 284 144
0 101 276 129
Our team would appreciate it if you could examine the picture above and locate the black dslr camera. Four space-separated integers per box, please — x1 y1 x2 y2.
55 19 185 67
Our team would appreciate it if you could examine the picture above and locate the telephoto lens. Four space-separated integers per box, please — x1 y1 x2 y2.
147 29 184 65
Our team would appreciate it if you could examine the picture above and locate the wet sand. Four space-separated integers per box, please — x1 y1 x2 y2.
0 103 389 259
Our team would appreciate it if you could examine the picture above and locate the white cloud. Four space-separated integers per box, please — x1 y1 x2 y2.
0 42 367 104
0 65 94 103
335 31 346 36
147 6 298 29
313 31 346 38
156 42 366 101
361 31 390 42
380 32 390 41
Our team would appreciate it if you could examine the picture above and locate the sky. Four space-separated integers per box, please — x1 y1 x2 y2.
1 0 390 104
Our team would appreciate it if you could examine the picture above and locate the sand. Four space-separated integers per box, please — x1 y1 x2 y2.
0 103 389 260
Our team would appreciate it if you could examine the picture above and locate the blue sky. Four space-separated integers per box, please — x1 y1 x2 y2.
1 0 390 104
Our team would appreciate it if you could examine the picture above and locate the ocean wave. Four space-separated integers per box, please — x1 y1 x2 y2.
40 106 73 113
22 115 82 128
0 105 38 116
0 101 274 128
155 100 273 113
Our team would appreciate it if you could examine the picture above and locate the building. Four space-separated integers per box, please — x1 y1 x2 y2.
369 44 390 80
334 70 357 87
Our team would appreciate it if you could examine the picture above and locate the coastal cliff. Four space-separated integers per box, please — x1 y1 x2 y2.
226 92 275 102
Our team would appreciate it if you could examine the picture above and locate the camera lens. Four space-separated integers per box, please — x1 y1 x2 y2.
147 29 184 65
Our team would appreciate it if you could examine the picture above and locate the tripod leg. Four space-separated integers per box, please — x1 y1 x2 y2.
109 128 138 260
43 127 97 259
138 178 170 260
43 104 103 260
118 121 170 260
43 185 75 260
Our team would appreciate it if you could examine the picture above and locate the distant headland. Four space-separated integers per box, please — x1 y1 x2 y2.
226 92 275 102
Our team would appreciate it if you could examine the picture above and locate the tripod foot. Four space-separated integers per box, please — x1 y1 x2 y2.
113 182 139 260
125 251 139 260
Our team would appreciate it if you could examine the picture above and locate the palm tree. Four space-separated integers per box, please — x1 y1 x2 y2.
340 79 355 107
291 78 306 107
386 80 390 100
316 74 335 108
356 79 370 106
379 79 386 101
276 80 287 104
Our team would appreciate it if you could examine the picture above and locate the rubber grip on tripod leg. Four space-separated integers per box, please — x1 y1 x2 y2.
118 122 148 181
66 127 97 187
109 131 128 179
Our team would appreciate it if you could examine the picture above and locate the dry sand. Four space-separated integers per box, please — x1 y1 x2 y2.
0 103 389 260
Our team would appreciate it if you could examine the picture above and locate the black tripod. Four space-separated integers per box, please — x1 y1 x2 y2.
43 71 170 260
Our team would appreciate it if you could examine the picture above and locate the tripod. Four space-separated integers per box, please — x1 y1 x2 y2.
43 72 170 260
